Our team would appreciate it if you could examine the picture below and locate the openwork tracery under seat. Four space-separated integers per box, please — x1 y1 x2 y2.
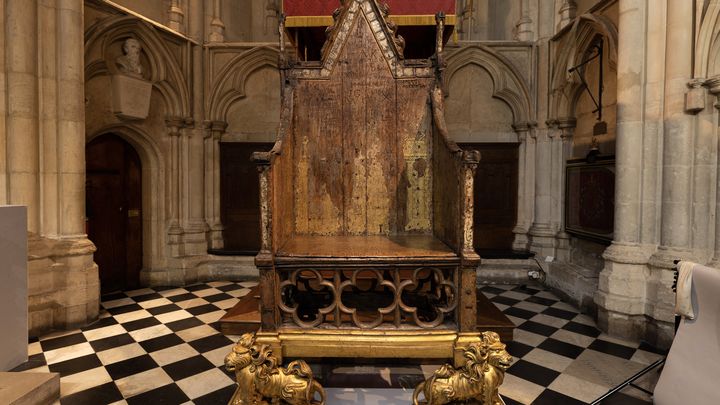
279 266 458 329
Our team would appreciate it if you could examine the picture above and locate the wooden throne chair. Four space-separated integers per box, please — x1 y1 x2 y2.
221 0 512 367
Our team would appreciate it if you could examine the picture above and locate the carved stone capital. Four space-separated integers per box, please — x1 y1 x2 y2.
165 116 185 136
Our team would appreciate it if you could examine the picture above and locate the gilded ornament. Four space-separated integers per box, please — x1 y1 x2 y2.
224 332 326 405
413 332 513 405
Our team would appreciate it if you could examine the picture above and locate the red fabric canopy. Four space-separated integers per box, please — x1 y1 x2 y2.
283 0 455 17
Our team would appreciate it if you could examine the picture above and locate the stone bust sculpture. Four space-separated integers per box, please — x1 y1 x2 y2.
116 38 143 78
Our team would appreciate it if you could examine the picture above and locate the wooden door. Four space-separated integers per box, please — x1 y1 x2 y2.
459 143 519 253
86 134 142 293
220 142 274 253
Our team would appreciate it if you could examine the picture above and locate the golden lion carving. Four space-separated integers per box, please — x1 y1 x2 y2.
224 332 326 405
413 332 513 405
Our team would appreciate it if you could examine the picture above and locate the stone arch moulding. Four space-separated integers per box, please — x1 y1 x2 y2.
444 44 534 126
550 13 618 120
84 16 191 118
697 1 720 77
87 124 167 280
207 46 281 123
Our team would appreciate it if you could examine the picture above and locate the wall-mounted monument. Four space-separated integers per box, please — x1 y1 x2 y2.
112 38 152 120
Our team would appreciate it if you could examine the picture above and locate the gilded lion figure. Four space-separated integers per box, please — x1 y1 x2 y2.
224 332 326 405
413 331 513 405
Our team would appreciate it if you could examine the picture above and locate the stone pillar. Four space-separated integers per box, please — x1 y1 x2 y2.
555 118 576 261
205 121 226 250
558 0 577 30
512 122 535 251
515 0 533 41
57 0 86 238
5 0 40 233
208 0 225 43
529 123 557 257
182 0 208 256
168 0 185 32
595 0 656 344
167 118 184 257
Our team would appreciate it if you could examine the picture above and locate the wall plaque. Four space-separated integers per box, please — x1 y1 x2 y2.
565 158 615 243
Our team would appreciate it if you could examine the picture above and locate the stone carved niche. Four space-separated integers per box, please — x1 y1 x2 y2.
112 38 152 120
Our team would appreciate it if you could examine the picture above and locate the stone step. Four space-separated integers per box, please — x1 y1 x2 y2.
478 258 542 284
0 372 59 405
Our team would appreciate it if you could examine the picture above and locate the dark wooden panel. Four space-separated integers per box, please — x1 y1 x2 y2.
86 134 142 293
221 142 274 253
459 143 519 252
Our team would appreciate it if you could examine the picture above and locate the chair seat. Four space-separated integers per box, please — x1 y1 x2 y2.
276 234 457 260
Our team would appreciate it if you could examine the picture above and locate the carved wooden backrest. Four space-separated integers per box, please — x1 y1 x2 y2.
290 0 435 236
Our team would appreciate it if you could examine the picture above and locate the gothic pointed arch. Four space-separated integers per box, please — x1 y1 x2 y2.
550 14 618 119
207 46 281 122
444 44 534 125
696 1 720 77
84 16 191 118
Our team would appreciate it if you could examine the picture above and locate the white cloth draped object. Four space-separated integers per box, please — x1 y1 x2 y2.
654 262 720 405
674 261 695 319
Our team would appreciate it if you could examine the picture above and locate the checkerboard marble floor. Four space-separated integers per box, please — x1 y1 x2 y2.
12 281 665 404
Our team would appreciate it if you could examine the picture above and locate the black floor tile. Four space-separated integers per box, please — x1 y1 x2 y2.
185 284 212 292
82 316 119 331
563 321 601 338
188 333 233 353
506 340 534 358
10 353 47 371
507 360 560 387
122 317 162 332
542 306 578 320
167 293 196 303
203 292 234 303
101 292 127 302
186 303 221 316
61 382 123 405
513 285 541 294
125 383 190 405
89 333 136 352
139 333 185 353
501 395 525 405
166 317 204 332
504 306 538 320
147 304 182 316
105 354 159 380
538 338 585 359
532 389 586 405
49 354 102 377
41 333 87 352
106 303 143 315
216 283 244 292
492 296 521 306
132 292 163 302
588 339 637 360
162 355 216 381
526 295 558 306
192 385 236 405
518 320 559 337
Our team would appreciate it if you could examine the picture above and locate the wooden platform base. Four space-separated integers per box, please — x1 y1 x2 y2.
220 287 515 342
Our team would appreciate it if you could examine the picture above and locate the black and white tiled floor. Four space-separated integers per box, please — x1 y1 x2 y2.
13 282 665 404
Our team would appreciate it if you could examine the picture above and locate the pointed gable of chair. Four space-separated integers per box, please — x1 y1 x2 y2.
294 0 434 79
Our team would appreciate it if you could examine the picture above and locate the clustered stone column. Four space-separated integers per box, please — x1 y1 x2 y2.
707 77 720 267
3 0 98 334
515 0 534 41
167 117 184 257
208 0 225 42
205 121 227 250
558 0 577 30
529 122 558 257
512 122 535 251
